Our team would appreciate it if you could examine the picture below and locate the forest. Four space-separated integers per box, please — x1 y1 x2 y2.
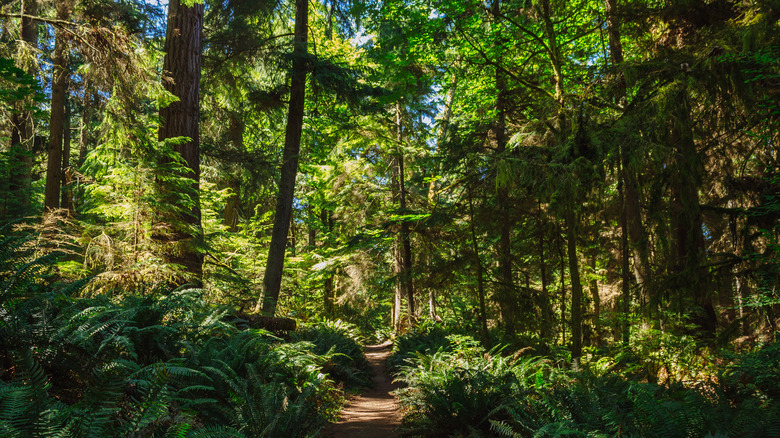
0 0 779 436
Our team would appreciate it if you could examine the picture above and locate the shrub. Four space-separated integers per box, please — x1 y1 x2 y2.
291 319 372 389
394 334 554 437
0 232 343 437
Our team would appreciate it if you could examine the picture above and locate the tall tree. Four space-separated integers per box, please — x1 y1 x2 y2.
258 0 309 316
393 102 415 327
490 0 516 336
44 0 73 211
158 0 205 282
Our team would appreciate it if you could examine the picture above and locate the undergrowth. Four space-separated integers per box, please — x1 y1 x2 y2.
0 226 367 437
391 327 780 437
291 319 373 389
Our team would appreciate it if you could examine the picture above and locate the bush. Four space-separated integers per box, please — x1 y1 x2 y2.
393 328 780 437
290 319 372 389
388 323 453 372
0 233 343 437
394 334 554 437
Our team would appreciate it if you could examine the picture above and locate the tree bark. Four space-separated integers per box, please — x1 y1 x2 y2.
44 0 72 211
258 0 308 316
158 0 204 283
224 115 243 232
619 157 631 345
393 237 403 330
669 81 715 334
424 74 456 323
538 201 553 342
60 97 73 213
393 103 415 327
605 0 653 327
588 256 601 346
469 185 490 344
78 86 97 167
558 227 566 344
565 210 583 370
491 0 516 337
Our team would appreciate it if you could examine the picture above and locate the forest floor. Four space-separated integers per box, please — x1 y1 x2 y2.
322 341 402 438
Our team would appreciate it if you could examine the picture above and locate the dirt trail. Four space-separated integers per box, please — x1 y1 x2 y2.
322 341 402 438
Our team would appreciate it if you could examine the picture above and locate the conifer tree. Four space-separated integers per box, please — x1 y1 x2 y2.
7 0 38 216
44 0 73 211
258 0 309 316
158 0 205 283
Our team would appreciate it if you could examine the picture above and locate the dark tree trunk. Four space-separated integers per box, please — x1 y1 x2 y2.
491 0 516 337
44 0 72 211
606 0 653 327
588 256 601 346
73 86 98 212
558 227 566 344
158 0 204 283
323 275 335 316
468 185 490 344
566 210 583 370
668 82 715 334
538 201 553 342
424 77 456 323
258 0 308 316
224 115 243 232
619 159 631 345
7 0 37 216
393 103 415 327
60 97 73 213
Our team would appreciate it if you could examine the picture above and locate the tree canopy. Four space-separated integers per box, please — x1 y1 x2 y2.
1 0 779 435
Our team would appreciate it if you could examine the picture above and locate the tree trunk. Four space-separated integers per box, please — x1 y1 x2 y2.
44 0 73 211
307 203 316 248
619 156 631 345
224 176 241 232
7 0 37 216
468 185 490 344
258 0 308 316
669 81 715 334
60 97 73 213
393 237 403 330
224 115 243 232
538 201 553 342
491 0 516 336
158 0 204 283
588 256 601 346
565 210 583 370
424 74 456 323
605 0 653 327
558 227 566 345
78 86 97 167
393 103 415 326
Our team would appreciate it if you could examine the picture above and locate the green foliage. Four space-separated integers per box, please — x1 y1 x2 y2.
0 56 43 110
0 229 350 437
393 334 556 437
387 323 453 372
291 319 372 388
394 329 780 438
